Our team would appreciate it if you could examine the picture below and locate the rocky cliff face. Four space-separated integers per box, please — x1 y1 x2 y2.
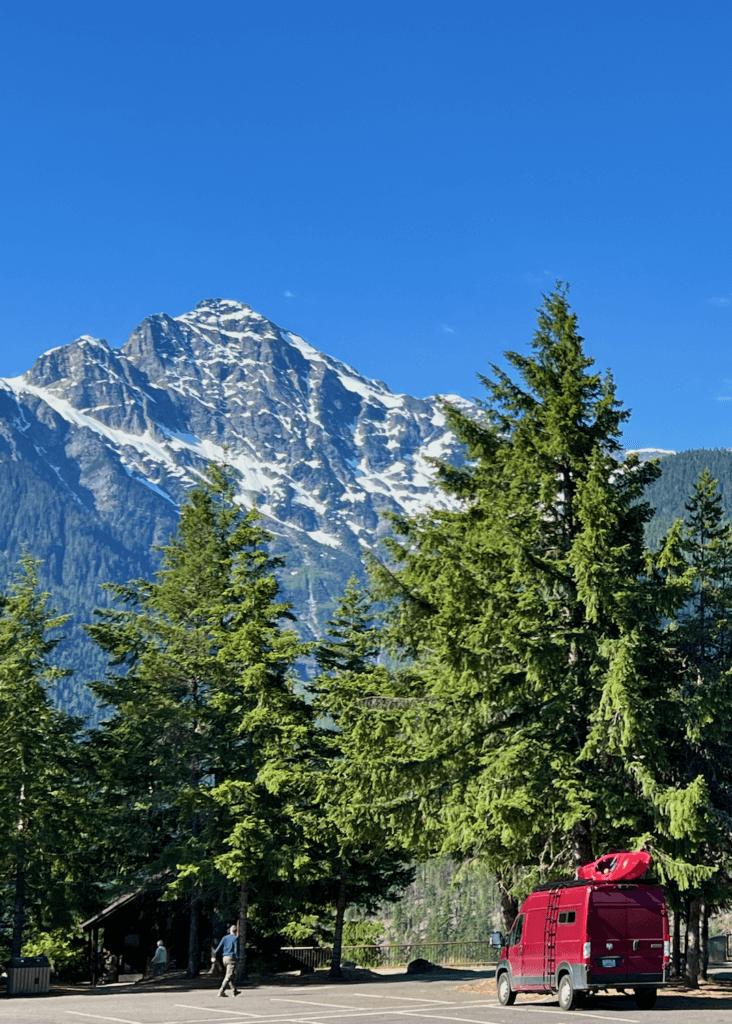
0 299 468 712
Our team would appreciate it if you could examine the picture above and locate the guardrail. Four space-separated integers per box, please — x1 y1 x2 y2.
281 940 500 970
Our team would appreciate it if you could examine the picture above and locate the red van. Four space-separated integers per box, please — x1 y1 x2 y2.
495 879 669 1011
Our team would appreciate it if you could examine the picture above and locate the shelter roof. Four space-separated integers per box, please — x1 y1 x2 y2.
80 891 139 931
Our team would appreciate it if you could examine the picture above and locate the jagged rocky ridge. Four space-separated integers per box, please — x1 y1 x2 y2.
0 299 469 715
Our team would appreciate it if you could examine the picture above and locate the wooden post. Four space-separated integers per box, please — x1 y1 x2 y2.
700 902 709 980
91 927 99 987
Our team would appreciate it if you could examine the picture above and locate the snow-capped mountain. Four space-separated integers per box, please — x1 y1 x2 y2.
622 448 676 462
0 299 468 711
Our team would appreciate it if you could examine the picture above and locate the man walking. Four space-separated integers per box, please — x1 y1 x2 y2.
213 925 239 997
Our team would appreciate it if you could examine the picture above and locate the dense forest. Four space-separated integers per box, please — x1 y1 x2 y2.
643 448 732 549
2 288 732 990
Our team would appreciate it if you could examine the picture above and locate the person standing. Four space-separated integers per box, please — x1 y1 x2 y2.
151 940 167 977
213 925 239 997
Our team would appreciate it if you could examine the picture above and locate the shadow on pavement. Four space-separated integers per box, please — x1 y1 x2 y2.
9 964 497 1000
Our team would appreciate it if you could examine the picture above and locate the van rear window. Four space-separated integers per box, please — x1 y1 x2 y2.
558 911 576 924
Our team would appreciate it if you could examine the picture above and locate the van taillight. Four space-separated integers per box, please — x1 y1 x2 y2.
582 941 591 960
663 940 670 963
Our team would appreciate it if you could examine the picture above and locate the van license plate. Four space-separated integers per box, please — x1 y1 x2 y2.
601 958 616 967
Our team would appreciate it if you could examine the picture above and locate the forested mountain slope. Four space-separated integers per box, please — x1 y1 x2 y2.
642 449 732 548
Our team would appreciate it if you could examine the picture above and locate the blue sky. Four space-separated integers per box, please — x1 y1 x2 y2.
1 1 731 452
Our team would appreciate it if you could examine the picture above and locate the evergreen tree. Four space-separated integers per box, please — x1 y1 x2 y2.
177 512 312 985
654 470 732 985
312 577 414 977
664 469 732 686
86 464 311 979
369 286 710 914
0 556 86 958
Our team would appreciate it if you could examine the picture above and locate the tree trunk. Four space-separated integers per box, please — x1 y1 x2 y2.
672 909 681 977
498 879 519 933
329 871 348 979
187 889 200 979
700 901 709 980
11 856 26 959
685 897 701 988
208 890 229 975
236 880 249 985
571 819 594 869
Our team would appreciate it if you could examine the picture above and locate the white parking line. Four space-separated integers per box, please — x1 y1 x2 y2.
175 1004 261 1016
162 1019 262 1023
519 1009 639 1023
270 999 362 1008
66 1013 144 1024
349 994 456 1003
162 1018 260 1024
399 1014 506 1024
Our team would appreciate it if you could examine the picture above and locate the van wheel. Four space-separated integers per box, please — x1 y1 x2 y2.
634 987 657 1010
557 974 577 1011
497 972 516 1006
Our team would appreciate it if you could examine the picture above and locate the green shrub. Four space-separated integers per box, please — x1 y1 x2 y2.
22 928 87 982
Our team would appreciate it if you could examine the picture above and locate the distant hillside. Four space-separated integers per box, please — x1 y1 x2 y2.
642 449 732 549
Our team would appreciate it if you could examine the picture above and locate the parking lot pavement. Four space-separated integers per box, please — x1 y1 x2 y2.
3 971 732 1024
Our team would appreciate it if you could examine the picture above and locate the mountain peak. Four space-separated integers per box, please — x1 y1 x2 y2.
188 298 253 317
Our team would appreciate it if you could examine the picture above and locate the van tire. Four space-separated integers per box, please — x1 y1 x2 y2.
497 972 516 1006
557 974 577 1011
634 987 657 1010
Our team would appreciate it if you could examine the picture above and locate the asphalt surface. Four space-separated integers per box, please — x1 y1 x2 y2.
3 968 732 1024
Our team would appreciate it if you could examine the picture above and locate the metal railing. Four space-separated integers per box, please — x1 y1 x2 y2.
281 940 500 970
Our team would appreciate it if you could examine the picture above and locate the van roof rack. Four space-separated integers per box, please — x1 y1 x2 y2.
532 877 656 892
532 878 592 891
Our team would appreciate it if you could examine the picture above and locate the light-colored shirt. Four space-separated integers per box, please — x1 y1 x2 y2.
152 946 167 964
214 933 238 958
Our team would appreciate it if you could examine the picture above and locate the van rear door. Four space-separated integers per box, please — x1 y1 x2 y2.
590 887 629 984
589 886 666 986
624 887 667 982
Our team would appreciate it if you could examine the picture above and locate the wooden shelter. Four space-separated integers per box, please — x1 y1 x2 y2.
80 891 192 985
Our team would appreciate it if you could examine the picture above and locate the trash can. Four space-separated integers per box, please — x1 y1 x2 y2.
708 935 728 962
7 955 51 996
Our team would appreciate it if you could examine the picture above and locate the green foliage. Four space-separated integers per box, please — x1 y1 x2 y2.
309 577 415 973
22 926 88 981
341 919 384 946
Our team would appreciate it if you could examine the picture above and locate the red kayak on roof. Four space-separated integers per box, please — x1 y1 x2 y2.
577 851 651 882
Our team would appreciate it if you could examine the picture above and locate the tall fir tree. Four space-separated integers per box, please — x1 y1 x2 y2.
0 555 87 958
86 464 311 979
654 470 732 984
369 286 711 917
312 577 414 977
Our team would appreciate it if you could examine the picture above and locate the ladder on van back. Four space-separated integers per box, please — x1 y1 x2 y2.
542 887 561 988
